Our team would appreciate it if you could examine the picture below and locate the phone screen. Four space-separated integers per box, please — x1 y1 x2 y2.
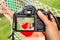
17 17 34 31
13 17 45 40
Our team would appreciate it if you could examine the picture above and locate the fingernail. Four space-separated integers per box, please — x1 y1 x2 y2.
37 11 42 15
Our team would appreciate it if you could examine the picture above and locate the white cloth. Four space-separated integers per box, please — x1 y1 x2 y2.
39 36 45 40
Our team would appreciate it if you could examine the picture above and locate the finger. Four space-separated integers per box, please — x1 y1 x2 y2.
50 14 58 27
0 3 9 10
50 14 56 22
37 11 50 25
0 4 6 8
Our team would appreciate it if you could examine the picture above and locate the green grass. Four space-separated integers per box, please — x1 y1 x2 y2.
39 0 60 10
0 15 11 40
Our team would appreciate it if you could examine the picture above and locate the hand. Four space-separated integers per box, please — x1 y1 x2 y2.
0 3 14 18
0 3 10 14
21 11 60 40
37 11 60 40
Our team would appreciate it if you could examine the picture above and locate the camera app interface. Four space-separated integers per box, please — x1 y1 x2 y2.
17 17 34 31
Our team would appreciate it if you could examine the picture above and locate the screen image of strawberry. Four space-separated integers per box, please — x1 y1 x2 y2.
20 22 33 37
20 22 45 37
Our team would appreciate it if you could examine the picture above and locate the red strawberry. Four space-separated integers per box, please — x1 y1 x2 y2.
20 32 33 37
20 22 33 37
22 23 28 29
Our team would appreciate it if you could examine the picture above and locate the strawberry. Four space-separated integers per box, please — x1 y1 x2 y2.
20 22 33 37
